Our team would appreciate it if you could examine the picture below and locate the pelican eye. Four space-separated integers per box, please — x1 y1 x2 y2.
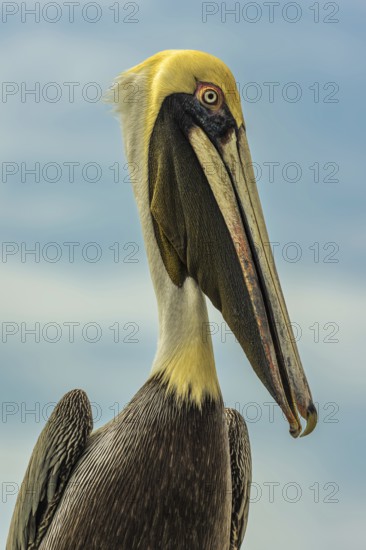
196 84 223 110
203 89 218 104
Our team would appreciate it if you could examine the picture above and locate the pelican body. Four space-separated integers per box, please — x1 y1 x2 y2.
7 50 316 550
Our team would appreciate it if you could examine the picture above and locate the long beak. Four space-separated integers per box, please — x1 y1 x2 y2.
148 97 317 438
188 126 317 438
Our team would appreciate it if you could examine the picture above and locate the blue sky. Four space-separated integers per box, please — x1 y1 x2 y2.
1 1 365 548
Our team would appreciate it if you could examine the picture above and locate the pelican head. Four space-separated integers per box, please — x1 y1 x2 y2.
111 50 317 438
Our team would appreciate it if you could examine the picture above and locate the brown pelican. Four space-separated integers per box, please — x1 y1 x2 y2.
7 50 317 550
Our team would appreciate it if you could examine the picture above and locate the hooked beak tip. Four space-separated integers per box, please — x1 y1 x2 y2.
300 403 318 438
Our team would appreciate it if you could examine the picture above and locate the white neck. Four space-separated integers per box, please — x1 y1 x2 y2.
150 275 221 405
115 72 221 405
